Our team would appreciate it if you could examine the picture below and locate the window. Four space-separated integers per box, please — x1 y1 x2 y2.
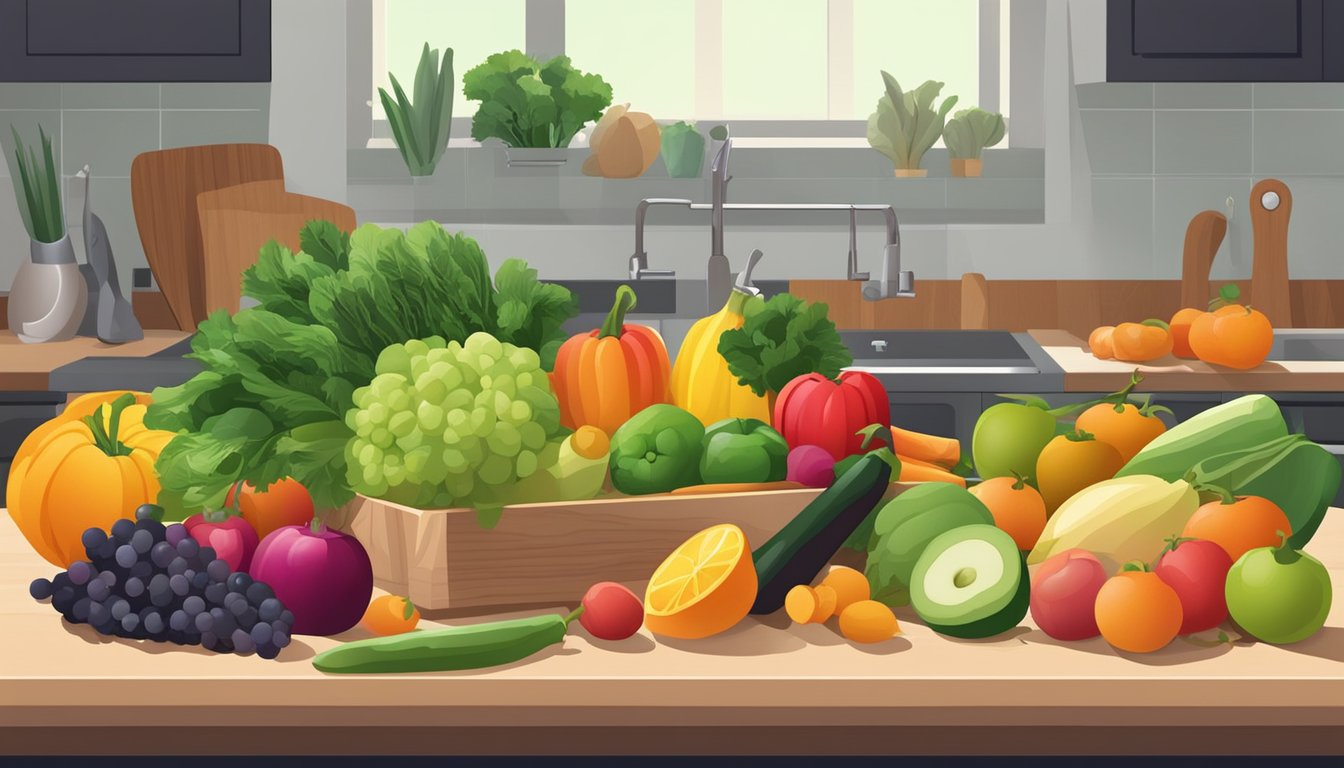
365 0 1009 144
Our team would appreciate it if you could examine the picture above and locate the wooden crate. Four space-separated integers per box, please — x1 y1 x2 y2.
330 488 883 612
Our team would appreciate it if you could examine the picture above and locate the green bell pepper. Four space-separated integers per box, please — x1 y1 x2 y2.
699 418 790 484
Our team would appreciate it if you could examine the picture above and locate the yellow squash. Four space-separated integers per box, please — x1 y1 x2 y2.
8 393 173 567
670 251 771 426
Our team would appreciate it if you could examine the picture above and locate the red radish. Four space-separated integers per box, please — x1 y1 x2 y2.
787 445 835 488
248 520 373 636
184 512 260 572
1030 548 1107 641
773 371 890 461
1154 537 1233 635
578 581 643 641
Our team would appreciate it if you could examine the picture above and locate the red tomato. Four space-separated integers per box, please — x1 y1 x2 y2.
1154 539 1233 635
773 371 890 461
226 478 316 542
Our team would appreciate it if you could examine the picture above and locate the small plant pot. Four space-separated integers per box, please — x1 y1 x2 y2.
950 158 983 178
503 147 568 167
893 168 928 178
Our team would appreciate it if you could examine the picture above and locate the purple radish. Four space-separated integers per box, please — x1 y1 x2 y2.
787 444 836 488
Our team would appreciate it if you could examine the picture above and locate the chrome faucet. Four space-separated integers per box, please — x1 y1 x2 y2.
629 127 915 301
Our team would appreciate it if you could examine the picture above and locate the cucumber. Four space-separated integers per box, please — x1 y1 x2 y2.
312 612 572 674
750 448 894 615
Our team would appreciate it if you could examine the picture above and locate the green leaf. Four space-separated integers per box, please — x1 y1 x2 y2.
298 219 351 271
717 293 852 397
462 49 610 149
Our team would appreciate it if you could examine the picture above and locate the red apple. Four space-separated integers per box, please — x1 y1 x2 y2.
184 512 260 572
1030 548 1107 640
1154 538 1233 635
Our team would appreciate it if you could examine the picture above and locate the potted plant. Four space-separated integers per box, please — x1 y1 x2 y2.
866 72 957 178
463 50 613 166
378 42 455 177
4 125 86 343
943 107 1005 178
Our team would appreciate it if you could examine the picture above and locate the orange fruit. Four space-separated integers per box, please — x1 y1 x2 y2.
360 594 420 636
1088 326 1115 359
1170 308 1205 359
1182 495 1292 563
1094 570 1182 653
820 566 870 615
838 600 900 644
969 475 1048 551
644 524 757 639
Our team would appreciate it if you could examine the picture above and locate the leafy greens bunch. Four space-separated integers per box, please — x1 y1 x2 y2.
463 50 613 148
144 221 578 517
717 293 852 399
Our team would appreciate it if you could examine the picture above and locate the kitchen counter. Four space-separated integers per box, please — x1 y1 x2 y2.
0 331 193 392
1031 329 1344 392
2 510 1341 757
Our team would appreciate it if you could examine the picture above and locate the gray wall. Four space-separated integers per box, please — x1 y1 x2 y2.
1077 82 1344 281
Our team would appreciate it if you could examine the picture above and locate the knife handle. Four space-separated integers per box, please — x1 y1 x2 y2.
1250 178 1292 328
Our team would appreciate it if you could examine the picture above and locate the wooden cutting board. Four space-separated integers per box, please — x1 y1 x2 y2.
130 144 285 331
196 181 356 316
1180 210 1226 309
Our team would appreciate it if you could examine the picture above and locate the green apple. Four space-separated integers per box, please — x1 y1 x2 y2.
1225 536 1332 645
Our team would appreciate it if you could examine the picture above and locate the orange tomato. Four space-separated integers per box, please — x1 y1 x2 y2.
226 478 316 541
1088 326 1115 360
969 475 1048 551
1075 401 1167 465
1035 431 1124 514
1169 308 1205 359
1094 569 1183 653
1181 495 1292 563
361 594 421 636
1110 320 1173 362
1188 304 1273 370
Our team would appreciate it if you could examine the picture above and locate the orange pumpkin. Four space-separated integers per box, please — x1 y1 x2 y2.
1169 307 1204 359
551 285 671 436
8 393 173 567
10 390 153 470
1088 326 1115 359
1187 284 1274 370
1110 319 1173 362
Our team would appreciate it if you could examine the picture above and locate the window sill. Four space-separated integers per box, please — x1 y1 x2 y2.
347 146 1045 227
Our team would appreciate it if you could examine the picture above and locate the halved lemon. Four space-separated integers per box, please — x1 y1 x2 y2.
644 523 757 639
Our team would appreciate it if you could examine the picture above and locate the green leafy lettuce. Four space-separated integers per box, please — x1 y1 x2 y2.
717 293 853 398
463 50 613 148
146 221 578 518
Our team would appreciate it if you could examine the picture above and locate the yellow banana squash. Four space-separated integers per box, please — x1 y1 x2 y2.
670 250 771 426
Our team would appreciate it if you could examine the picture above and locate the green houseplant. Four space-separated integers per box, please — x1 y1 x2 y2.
4 125 86 343
379 43 455 177
943 107 1005 178
866 73 957 178
463 50 612 151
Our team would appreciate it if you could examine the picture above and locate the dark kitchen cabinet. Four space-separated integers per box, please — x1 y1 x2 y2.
0 0 271 82
1108 0 1344 82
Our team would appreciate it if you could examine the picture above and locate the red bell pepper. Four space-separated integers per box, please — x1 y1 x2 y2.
773 371 890 461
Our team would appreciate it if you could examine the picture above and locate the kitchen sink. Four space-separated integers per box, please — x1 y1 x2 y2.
841 330 1041 374
1267 330 1344 362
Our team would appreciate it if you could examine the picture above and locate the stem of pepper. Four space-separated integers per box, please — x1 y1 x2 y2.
563 606 585 626
597 285 637 339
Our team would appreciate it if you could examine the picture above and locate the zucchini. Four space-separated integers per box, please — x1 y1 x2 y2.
1117 394 1287 480
312 611 573 674
750 427 897 615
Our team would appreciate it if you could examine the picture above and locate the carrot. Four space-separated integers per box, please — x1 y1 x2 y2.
838 600 900 643
889 425 960 468
820 566 870 614
785 584 840 624
895 458 967 487
668 481 806 496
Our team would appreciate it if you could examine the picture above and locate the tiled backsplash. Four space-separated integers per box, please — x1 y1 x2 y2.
1077 82 1344 281
0 82 270 294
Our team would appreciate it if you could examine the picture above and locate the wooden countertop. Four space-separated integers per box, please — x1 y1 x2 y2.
1031 329 1344 392
2 511 1341 756
0 331 191 392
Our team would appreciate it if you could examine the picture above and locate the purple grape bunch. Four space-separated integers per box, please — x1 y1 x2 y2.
29 504 295 659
